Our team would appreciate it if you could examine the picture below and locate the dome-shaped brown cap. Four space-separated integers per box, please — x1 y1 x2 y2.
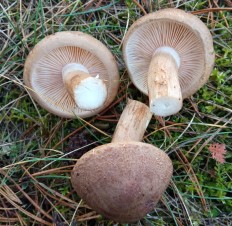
123 8 215 99
24 31 119 118
71 142 173 223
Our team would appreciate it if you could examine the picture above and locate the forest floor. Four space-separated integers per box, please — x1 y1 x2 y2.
0 0 232 225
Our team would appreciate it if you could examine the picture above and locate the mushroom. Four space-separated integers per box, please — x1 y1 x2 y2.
71 99 173 223
123 8 215 117
24 31 119 118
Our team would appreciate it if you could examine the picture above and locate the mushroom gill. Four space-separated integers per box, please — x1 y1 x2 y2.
125 20 205 98
31 46 108 114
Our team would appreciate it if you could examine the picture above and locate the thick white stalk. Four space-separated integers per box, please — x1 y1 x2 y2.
62 63 107 111
148 47 182 117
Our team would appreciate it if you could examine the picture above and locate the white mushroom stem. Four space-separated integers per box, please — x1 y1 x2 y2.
148 47 183 117
112 99 152 143
62 63 107 111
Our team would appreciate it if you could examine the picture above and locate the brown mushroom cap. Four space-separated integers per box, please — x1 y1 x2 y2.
123 8 215 99
71 142 173 223
24 31 119 118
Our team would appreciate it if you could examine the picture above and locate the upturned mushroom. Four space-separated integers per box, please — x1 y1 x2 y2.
71 99 173 223
123 8 215 117
24 31 119 118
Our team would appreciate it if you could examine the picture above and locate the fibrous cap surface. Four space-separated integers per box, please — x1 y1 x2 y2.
71 142 173 223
